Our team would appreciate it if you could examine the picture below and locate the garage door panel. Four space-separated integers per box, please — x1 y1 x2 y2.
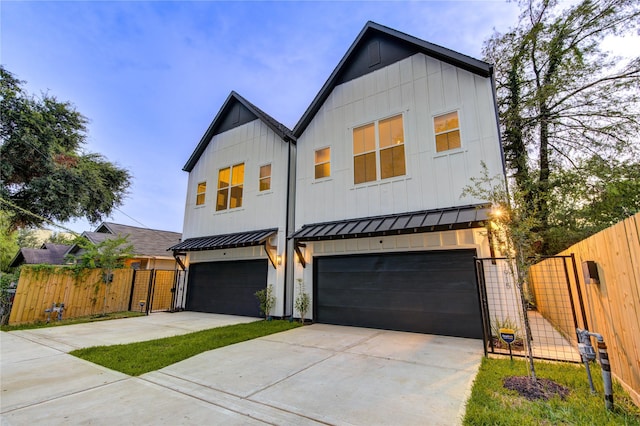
315 250 481 338
187 260 267 316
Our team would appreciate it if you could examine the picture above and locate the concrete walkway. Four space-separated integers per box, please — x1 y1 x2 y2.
1 312 483 425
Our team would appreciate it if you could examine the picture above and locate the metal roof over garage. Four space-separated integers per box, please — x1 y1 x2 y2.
169 228 277 252
289 205 489 242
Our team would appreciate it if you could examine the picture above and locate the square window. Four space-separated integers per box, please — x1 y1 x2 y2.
353 114 406 184
315 147 331 179
434 111 461 152
196 181 206 206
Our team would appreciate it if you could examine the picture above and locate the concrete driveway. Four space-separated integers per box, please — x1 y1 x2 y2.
1 312 483 425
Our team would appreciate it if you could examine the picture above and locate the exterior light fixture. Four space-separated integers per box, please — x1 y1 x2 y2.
277 255 282 265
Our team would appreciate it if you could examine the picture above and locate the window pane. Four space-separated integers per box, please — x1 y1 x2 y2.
364 124 375 152
379 115 403 148
218 168 230 189
197 182 206 193
230 185 243 208
448 130 461 150
196 193 205 206
231 163 244 185
353 127 365 155
354 155 365 184
436 133 449 152
364 152 377 183
315 162 330 179
434 111 459 134
196 182 206 206
216 188 228 211
380 145 406 179
260 164 271 179
260 177 271 191
315 147 330 164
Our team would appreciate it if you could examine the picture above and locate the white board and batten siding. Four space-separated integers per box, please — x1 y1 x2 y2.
181 118 290 316
295 53 503 227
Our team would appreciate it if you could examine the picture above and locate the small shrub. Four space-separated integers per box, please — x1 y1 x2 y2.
254 284 276 318
294 278 310 324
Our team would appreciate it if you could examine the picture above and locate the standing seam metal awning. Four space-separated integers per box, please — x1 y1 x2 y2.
289 205 489 242
169 228 277 252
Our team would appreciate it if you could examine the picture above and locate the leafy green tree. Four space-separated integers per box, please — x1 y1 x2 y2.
46 232 75 246
69 235 134 315
0 66 131 230
0 212 18 272
483 0 640 252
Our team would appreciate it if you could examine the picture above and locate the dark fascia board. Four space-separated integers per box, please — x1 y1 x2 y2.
183 91 295 172
293 21 493 138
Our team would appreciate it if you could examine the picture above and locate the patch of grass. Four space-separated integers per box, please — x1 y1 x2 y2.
71 320 301 376
463 357 640 425
1 311 145 331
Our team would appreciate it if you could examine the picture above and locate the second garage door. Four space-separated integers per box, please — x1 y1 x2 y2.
315 249 481 338
186 259 267 317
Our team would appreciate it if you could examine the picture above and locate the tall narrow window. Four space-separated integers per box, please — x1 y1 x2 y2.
314 147 331 179
434 111 461 152
353 114 406 184
216 163 244 211
259 164 271 191
196 182 206 206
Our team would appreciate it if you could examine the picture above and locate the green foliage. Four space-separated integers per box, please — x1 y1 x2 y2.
0 66 131 230
254 284 276 318
463 358 640 425
71 320 301 376
46 232 75 245
294 278 310 323
0 212 19 272
0 310 144 331
483 0 640 253
491 316 521 341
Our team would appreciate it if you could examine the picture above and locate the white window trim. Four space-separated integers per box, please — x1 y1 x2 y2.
432 109 464 155
259 163 272 193
216 163 244 212
314 146 332 181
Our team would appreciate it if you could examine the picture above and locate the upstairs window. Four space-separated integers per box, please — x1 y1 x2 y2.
216 163 244 211
196 182 206 206
259 164 271 191
315 147 331 179
353 114 405 184
434 111 461 152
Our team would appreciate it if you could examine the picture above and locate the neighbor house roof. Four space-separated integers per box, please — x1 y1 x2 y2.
8 243 72 268
68 222 182 259
289 205 490 242
293 21 493 137
169 228 277 252
183 91 295 172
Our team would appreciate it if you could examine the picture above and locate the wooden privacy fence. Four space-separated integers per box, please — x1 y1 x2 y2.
529 213 640 407
9 267 134 325
129 270 176 313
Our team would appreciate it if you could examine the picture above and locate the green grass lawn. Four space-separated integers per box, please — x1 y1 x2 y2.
0 311 145 331
71 320 301 376
464 357 640 425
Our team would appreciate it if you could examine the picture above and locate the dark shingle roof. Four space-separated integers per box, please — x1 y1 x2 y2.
8 243 72 268
289 204 489 242
68 222 182 258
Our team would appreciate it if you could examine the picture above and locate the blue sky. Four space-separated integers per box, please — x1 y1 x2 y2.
2 1 633 235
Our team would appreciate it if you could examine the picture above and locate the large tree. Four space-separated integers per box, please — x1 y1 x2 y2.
484 0 640 252
0 67 131 230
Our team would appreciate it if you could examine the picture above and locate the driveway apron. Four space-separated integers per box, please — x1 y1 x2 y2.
1 313 482 425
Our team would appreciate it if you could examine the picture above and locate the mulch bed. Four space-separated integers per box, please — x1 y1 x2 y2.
503 376 570 401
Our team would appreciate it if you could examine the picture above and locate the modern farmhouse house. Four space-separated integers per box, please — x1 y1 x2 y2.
170 92 296 317
173 22 504 337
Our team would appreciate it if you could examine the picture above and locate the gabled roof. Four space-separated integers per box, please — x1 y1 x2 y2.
68 222 182 258
293 21 493 137
183 91 295 172
8 243 72 268
289 204 489 242
169 228 277 252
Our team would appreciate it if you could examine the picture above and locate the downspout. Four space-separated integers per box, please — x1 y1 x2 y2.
283 137 297 318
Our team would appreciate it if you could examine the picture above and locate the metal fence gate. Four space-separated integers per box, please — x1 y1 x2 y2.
475 255 588 362
128 269 177 314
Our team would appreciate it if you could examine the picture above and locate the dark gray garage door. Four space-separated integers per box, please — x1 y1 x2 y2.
314 250 481 338
186 259 267 316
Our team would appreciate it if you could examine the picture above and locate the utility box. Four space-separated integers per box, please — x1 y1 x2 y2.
582 261 600 284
